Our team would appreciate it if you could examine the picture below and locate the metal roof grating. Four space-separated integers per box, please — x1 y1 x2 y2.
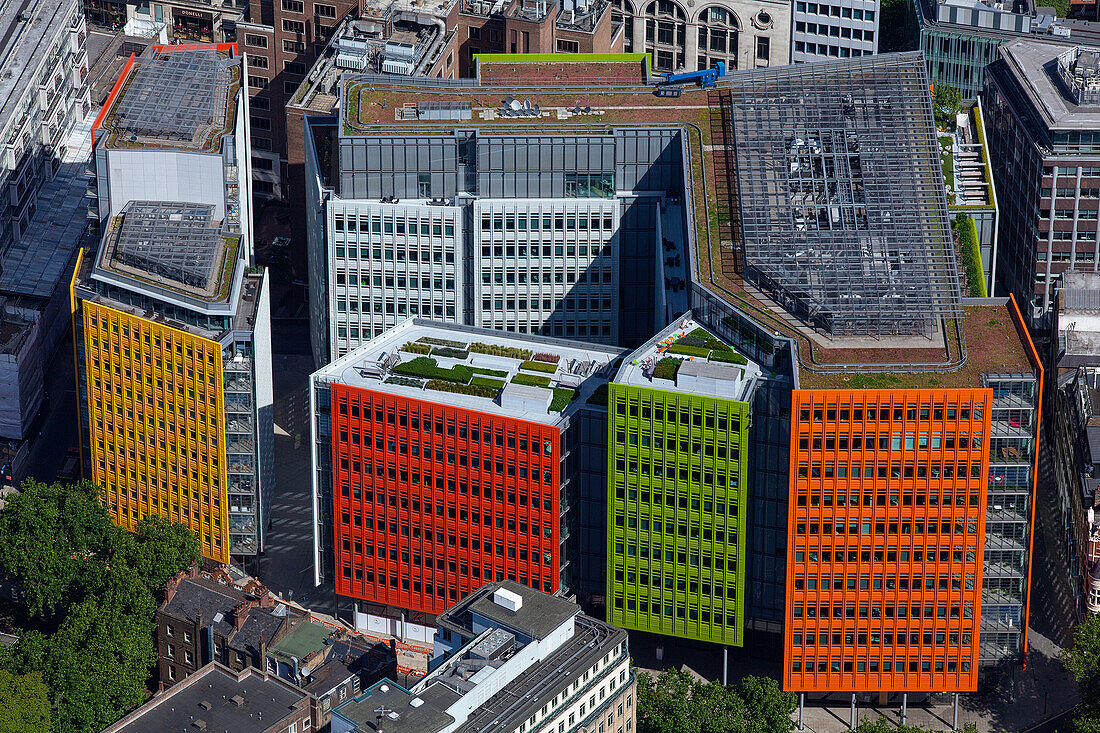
727 54 962 338
110 48 232 146
113 201 222 290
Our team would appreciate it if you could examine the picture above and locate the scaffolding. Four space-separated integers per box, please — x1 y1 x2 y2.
727 53 962 339
108 48 233 148
113 201 222 290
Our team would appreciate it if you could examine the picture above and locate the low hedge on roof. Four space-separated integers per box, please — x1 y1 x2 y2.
470 376 506 390
520 360 558 374
432 347 469 360
533 352 560 364
709 350 748 366
425 379 499 399
469 342 532 360
678 327 732 352
652 357 681 381
418 336 467 349
665 344 711 358
385 376 424 388
392 357 473 384
550 388 576 413
468 366 509 378
400 341 431 355
512 373 552 388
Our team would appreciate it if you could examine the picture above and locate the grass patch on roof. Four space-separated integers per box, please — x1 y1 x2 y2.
520 359 558 374
550 388 576 412
512 373 552 388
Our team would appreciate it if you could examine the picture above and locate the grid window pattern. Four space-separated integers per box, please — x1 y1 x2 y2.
82 301 229 563
329 203 460 360
784 388 992 693
473 199 620 344
329 383 561 614
606 383 749 646
728 53 961 338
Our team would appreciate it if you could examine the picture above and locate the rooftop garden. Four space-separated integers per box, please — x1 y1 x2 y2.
659 327 748 366
379 339 597 414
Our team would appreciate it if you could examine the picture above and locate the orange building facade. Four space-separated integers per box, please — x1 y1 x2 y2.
784 389 993 693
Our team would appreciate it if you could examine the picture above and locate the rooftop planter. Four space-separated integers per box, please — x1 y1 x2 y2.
520 359 558 374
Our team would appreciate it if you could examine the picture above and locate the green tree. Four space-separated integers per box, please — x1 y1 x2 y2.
0 670 51 733
736 675 796 733
0 480 117 619
1064 614 1100 732
933 85 962 130
636 669 795 733
637 670 702 733
0 480 198 732
127 516 200 597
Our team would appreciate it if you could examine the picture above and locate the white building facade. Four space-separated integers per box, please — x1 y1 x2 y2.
790 0 879 63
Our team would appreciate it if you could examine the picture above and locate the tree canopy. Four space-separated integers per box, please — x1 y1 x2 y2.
854 718 979 733
933 85 962 130
0 670 51 733
0 479 199 733
1064 613 1100 733
636 669 796 733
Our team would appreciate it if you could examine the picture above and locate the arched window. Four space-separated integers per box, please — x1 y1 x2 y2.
697 6 740 72
643 0 686 72
611 0 636 51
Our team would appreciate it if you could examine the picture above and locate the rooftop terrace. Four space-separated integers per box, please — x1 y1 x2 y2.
314 319 625 423
615 317 760 402
95 45 240 153
328 53 1035 387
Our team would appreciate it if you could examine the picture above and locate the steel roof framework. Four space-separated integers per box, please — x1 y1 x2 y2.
111 48 231 145
727 53 962 338
114 201 222 290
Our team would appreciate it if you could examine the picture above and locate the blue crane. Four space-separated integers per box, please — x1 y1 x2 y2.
659 61 726 89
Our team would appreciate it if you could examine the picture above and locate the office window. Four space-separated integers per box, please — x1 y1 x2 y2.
315 3 337 17
282 0 304 11
244 33 268 48
282 19 306 33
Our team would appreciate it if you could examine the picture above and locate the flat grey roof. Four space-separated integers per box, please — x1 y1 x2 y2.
1000 40 1100 131
0 0 80 131
103 664 307 733
335 680 459 733
438 580 579 641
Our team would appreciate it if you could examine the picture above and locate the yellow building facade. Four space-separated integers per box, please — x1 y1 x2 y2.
80 300 230 563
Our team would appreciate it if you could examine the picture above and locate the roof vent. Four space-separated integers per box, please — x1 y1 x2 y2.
199 700 213 710
230 695 245 707
192 721 207 731
492 588 523 612
410 698 424 708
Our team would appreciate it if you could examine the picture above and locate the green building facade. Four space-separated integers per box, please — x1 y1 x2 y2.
606 323 753 646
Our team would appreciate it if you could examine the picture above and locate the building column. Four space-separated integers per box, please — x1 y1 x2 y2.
901 693 907 725
684 17 700 71
849 693 856 730
798 693 804 731
953 693 959 731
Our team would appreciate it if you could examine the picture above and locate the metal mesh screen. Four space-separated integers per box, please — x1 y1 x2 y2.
114 201 221 290
111 48 232 146
727 52 961 338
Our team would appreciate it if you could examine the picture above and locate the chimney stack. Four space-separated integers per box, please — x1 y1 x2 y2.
233 602 250 632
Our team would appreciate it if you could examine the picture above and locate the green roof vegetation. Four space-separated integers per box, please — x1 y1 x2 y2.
468 342 532 360
520 359 558 374
425 379 500 398
512 373 552 388
550 388 576 412
653 357 681 381
391 356 473 383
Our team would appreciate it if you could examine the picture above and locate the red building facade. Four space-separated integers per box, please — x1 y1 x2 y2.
784 388 993 693
329 382 561 615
